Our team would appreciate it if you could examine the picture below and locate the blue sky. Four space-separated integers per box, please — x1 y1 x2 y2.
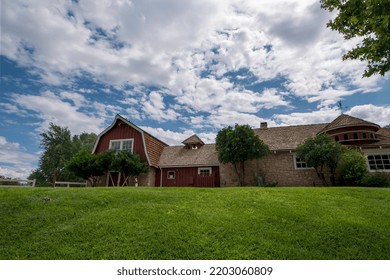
1 0 389 179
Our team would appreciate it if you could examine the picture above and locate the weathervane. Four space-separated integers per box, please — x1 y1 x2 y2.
337 100 348 115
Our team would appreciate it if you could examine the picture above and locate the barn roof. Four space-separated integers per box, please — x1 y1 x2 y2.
159 144 219 167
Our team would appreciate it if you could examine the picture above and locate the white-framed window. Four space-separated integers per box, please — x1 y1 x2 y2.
367 154 390 171
109 139 134 154
294 156 310 169
167 171 175 179
198 167 212 175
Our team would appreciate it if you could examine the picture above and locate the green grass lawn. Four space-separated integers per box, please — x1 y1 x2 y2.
0 187 389 260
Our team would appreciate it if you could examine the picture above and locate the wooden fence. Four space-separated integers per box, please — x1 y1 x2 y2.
54 181 87 187
0 178 36 187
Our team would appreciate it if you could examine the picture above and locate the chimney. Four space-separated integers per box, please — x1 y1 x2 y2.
260 122 268 129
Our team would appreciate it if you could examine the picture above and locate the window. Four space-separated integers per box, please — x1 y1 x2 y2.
198 167 212 175
191 144 198 150
344 134 349 140
109 139 134 154
367 154 390 171
294 156 309 169
335 135 339 141
353 133 358 139
167 171 175 179
363 133 367 139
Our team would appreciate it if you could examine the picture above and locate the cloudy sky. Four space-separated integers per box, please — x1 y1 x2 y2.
1 0 389 179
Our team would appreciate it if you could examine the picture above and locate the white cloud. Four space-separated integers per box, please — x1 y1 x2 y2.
273 108 340 126
11 91 106 135
142 91 179 121
346 105 390 127
3 0 383 106
1 0 389 163
0 136 38 179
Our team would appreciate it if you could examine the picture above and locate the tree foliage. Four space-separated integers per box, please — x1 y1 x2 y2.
67 150 114 187
216 124 269 186
111 151 149 186
39 123 74 186
321 0 390 77
31 123 97 186
296 134 344 185
338 148 368 185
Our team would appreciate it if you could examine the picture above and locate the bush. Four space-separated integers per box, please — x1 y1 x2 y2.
361 174 390 188
338 149 368 186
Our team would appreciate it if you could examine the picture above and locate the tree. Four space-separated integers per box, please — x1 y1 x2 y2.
296 134 344 186
67 150 114 187
321 0 390 77
111 151 149 186
32 123 97 186
28 169 49 187
39 123 74 186
338 148 368 185
72 132 97 153
216 124 269 186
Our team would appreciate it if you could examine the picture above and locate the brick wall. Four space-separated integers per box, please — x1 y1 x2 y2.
220 152 326 186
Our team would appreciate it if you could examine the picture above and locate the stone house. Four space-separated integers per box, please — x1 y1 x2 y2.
93 114 390 186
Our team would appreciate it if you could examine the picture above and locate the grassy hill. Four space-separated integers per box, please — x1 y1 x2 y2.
1 187 389 260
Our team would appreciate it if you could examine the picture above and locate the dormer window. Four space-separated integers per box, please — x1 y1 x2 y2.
182 134 205 149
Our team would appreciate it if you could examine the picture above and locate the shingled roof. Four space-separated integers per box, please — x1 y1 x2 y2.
254 123 327 151
320 114 380 133
182 134 205 145
367 128 390 148
159 144 219 167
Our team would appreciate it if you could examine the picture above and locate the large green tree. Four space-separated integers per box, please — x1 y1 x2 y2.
216 124 269 186
39 123 74 186
296 134 344 186
30 123 97 186
321 0 390 77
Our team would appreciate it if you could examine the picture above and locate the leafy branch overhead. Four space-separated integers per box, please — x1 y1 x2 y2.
321 0 390 77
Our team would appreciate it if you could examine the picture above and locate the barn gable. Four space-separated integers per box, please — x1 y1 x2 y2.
92 114 168 167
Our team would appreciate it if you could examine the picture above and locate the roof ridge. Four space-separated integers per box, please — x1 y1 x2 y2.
253 123 328 130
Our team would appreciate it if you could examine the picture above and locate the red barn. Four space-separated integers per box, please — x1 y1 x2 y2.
92 115 220 187
92 115 168 186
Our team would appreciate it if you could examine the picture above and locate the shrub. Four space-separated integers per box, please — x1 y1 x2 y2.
338 149 368 186
361 174 390 188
